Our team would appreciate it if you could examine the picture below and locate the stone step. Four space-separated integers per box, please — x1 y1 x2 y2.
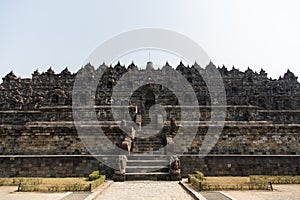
126 166 169 173
127 154 170 160
133 142 165 146
131 148 166 153
134 135 165 140
126 154 169 173
133 143 165 147
134 138 164 141
132 146 165 150
127 160 169 166
125 172 170 181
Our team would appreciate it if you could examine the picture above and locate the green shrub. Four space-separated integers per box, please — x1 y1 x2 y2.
190 176 203 191
194 171 205 181
90 175 106 191
188 174 195 183
88 171 100 181
188 171 205 191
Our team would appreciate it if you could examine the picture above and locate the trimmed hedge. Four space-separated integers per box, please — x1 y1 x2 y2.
188 171 270 191
189 175 203 191
0 175 106 192
90 175 106 191
0 178 42 186
250 175 300 184
194 171 204 181
201 182 268 191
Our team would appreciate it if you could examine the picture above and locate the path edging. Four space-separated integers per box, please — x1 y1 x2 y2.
179 181 207 200
84 181 114 200
219 191 237 200
58 192 72 200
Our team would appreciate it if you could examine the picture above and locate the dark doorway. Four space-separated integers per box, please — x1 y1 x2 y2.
51 94 59 104
145 90 155 109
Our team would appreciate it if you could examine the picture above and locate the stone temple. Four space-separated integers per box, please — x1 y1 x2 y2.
0 61 299 180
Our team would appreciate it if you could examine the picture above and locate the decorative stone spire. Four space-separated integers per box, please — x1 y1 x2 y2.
162 61 172 72
283 69 298 81
219 65 228 75
190 62 203 74
259 68 267 77
128 61 137 70
176 61 186 72
245 67 254 74
206 61 217 71
32 69 40 76
46 67 55 75
99 62 107 68
3 71 17 82
114 61 126 74
7 71 17 79
61 67 71 75
83 62 95 71
115 61 122 67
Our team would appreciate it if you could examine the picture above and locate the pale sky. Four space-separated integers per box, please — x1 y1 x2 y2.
0 0 300 80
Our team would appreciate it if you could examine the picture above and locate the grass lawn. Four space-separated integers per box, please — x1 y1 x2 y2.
205 176 250 185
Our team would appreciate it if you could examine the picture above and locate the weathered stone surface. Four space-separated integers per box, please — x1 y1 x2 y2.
0 62 299 178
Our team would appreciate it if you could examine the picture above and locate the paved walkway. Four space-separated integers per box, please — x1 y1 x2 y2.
1 184 300 200
61 192 91 200
96 181 195 200
0 186 68 200
201 192 230 200
222 184 300 200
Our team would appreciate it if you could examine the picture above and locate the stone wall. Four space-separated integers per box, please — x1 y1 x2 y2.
1 122 299 155
0 155 298 178
0 155 113 178
180 155 300 177
0 122 128 155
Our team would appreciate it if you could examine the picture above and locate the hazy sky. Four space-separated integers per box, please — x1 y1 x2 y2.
0 0 300 79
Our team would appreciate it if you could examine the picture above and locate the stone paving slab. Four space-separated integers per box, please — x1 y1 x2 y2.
201 192 230 200
61 192 91 200
222 184 300 200
96 181 195 200
0 186 68 200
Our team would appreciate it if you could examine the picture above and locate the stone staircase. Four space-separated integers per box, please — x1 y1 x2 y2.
132 129 166 153
125 155 170 181
124 128 171 181
113 121 181 181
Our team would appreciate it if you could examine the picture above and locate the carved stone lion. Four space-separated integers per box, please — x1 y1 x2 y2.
169 155 181 175
114 155 127 175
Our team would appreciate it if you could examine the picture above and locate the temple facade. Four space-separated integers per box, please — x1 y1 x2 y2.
0 62 299 179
